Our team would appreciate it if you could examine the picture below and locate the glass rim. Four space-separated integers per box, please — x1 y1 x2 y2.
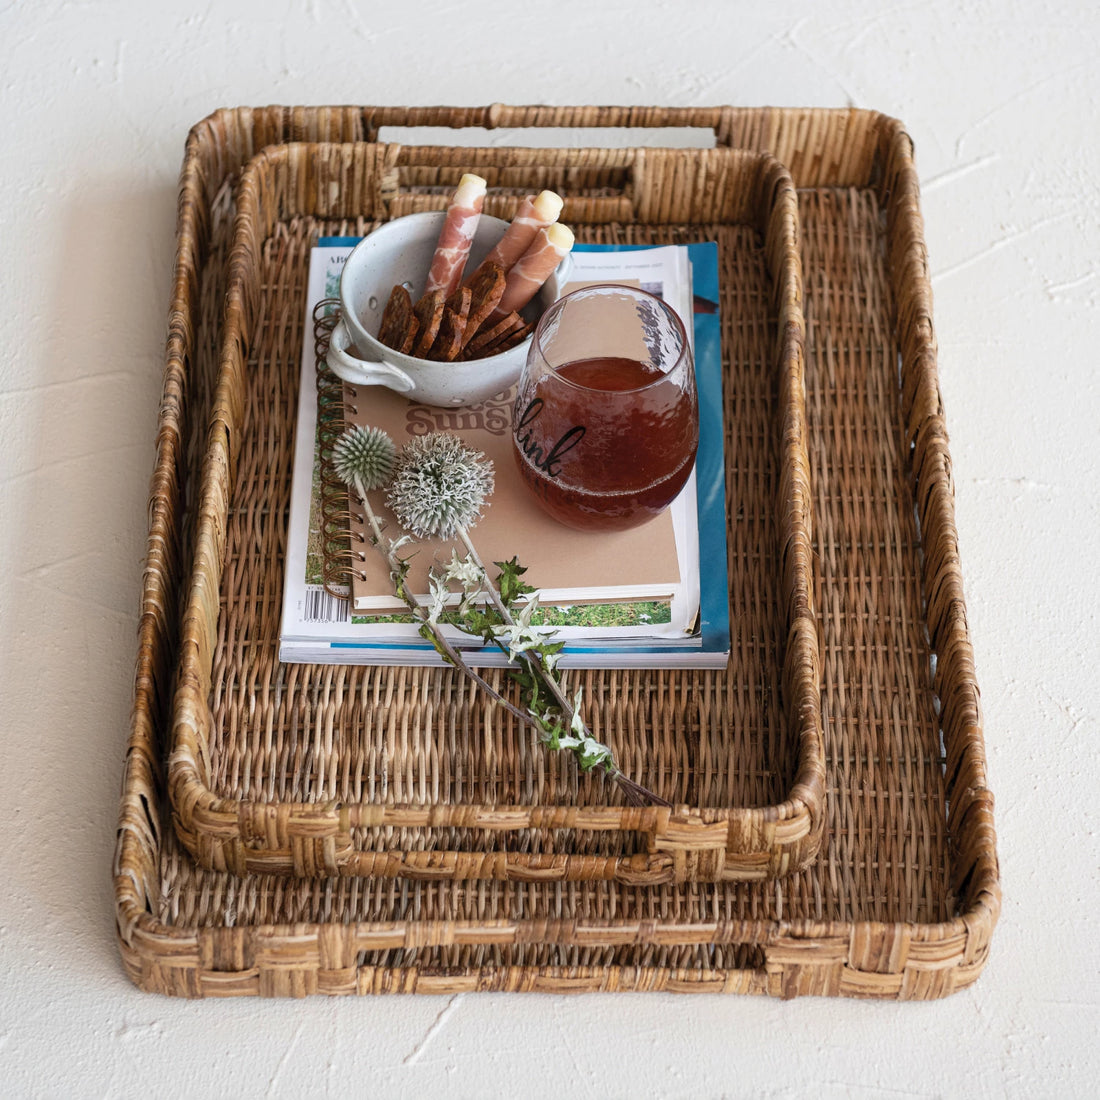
531 282 692 395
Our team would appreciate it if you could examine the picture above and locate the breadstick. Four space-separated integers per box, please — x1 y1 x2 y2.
491 223 575 319
423 173 487 298
466 190 563 282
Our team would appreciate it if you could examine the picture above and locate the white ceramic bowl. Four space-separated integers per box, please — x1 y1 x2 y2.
327 211 571 407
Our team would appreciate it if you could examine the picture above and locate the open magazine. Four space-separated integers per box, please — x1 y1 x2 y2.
279 239 730 669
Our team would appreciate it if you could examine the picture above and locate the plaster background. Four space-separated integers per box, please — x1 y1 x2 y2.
1 1 1097 1096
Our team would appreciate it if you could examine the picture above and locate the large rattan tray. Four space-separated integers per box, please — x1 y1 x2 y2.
115 105 999 999
168 139 823 884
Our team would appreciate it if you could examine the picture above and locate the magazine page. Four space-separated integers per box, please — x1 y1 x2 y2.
346 244 697 638
280 239 728 669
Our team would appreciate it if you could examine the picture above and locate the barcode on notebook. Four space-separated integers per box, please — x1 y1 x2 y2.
303 584 350 624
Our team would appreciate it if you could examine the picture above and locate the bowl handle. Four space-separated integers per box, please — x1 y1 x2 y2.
326 318 416 393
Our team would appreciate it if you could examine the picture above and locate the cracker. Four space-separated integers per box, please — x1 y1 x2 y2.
444 285 472 328
460 262 507 350
410 289 445 358
472 326 530 360
377 284 416 354
490 323 533 354
430 306 466 362
428 287 471 362
465 310 524 358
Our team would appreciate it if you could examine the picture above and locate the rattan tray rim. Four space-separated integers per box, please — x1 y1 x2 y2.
167 137 825 883
114 103 1000 1001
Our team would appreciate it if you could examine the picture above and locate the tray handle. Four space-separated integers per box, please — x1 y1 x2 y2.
375 143 769 227
377 143 639 224
366 103 729 144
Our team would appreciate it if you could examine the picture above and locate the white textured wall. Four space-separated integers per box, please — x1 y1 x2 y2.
2 1 1098 1096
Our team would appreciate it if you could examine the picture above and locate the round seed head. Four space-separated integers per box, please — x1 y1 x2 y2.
332 425 397 492
386 433 494 540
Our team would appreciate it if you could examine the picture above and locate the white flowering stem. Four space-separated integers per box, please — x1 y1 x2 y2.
351 477 530 727
456 526 582 724
453 526 666 806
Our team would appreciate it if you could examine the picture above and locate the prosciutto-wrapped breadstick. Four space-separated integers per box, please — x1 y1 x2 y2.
467 190 563 281
423 173 487 298
491 222 575 319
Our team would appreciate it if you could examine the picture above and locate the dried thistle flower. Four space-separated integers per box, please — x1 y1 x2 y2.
332 424 397 492
386 433 494 540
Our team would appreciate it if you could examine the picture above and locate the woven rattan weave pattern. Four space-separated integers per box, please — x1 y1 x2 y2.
114 105 999 999
167 140 824 884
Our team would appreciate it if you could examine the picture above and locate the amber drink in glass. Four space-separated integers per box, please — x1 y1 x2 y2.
512 284 698 532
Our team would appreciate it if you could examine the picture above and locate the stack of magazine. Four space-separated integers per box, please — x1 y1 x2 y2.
279 238 730 669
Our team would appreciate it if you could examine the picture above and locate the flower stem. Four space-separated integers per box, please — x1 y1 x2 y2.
353 477 531 727
456 526 669 808
457 526 581 722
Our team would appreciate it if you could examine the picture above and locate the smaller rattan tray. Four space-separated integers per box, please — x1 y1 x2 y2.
168 139 824 884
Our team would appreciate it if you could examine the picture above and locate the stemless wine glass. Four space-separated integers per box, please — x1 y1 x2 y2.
511 283 699 532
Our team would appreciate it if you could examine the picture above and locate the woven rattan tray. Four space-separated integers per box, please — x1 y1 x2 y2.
168 139 824 884
115 105 999 999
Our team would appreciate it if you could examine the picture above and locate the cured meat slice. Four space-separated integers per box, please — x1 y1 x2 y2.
492 223 574 319
423 173 487 298
466 190 563 282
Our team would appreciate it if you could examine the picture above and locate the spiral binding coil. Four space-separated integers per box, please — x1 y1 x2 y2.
312 298 362 600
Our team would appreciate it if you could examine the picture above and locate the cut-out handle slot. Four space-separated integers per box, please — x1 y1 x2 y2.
377 125 718 149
